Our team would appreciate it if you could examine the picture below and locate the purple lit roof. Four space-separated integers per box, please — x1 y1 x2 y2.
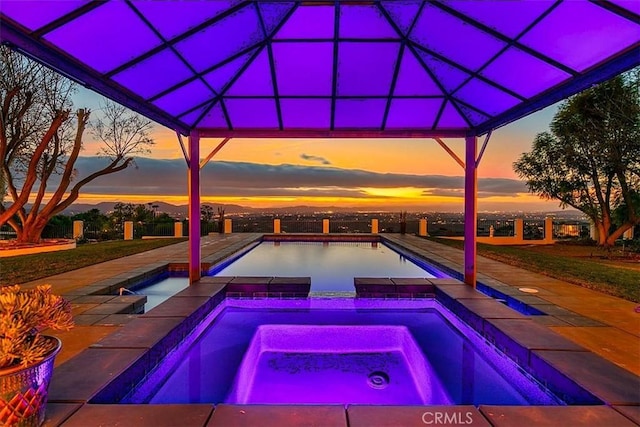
1 1 638 137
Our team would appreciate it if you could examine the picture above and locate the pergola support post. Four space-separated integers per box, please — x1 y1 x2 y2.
464 134 478 287
188 130 201 284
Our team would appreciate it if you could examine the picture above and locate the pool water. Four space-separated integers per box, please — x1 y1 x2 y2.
121 299 563 406
124 277 189 312
212 241 446 292
227 325 452 405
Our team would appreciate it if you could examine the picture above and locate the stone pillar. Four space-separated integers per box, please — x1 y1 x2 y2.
322 218 329 234
73 220 84 240
489 225 494 238
514 219 524 242
224 218 232 234
124 221 134 240
544 217 554 243
418 218 427 237
371 219 379 234
274 218 281 234
174 222 183 237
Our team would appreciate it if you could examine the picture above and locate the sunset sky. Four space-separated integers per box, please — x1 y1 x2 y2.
70 87 562 212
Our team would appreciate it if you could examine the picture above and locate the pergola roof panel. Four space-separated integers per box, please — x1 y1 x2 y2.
226 49 273 96
225 98 279 128
273 42 334 96
337 42 400 96
386 98 443 129
281 98 332 129
44 1 162 74
519 1 639 72
393 49 441 96
480 47 572 98
1 0 90 32
444 1 551 39
202 50 257 95
112 49 194 100
131 0 242 41
1 0 637 137
339 4 399 39
275 5 334 39
152 79 214 116
173 5 264 73
410 4 508 71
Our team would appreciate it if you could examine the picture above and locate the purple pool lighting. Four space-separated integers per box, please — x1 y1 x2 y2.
227 325 451 405
120 299 563 406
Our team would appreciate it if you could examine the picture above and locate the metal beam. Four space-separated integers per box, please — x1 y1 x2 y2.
197 129 468 139
475 130 492 168
464 134 478 287
200 137 231 169
176 131 189 166
434 137 465 169
188 130 201 284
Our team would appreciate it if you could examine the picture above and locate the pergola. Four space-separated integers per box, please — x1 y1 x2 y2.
1 1 638 285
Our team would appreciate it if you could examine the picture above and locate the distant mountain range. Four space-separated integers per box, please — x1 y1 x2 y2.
59 201 585 219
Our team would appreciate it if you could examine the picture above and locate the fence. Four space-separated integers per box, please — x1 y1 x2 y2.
2 216 595 244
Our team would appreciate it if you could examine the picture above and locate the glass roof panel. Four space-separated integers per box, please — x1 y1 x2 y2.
1 0 90 31
225 98 279 129
481 47 571 98
202 50 257 95
197 103 228 128
334 99 387 129
274 5 334 39
281 99 331 129
132 0 241 41
226 50 273 96
457 103 490 127
415 50 470 93
152 80 214 116
519 1 640 72
380 1 423 36
386 98 443 129
174 5 264 72
44 2 162 73
445 1 551 38
179 105 213 128
410 4 506 71
339 5 399 39
436 101 469 128
257 2 296 37
112 49 194 99
455 79 520 116
337 42 400 96
394 49 441 96
274 42 333 96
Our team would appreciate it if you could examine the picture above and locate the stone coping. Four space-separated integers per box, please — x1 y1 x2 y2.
43 234 640 426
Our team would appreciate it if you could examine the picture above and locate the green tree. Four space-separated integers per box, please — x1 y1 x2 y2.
514 71 640 246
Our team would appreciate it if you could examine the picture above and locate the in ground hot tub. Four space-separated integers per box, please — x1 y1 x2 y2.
226 325 452 405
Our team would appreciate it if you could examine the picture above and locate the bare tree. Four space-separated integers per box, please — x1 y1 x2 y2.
0 47 154 243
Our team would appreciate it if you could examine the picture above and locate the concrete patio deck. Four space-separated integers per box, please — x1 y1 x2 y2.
14 233 638 426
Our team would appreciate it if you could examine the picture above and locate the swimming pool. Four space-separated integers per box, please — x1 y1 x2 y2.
116 299 565 406
211 241 446 292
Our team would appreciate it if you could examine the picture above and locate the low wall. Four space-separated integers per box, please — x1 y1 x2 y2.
0 239 76 258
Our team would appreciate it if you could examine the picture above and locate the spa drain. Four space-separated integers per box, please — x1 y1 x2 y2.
367 371 390 389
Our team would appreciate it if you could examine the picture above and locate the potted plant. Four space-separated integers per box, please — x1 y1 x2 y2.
0 285 73 426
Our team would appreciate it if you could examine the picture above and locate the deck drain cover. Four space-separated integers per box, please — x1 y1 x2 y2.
367 371 390 389
518 287 539 294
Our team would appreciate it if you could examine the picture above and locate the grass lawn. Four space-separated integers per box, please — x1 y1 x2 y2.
430 238 640 302
0 239 187 286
